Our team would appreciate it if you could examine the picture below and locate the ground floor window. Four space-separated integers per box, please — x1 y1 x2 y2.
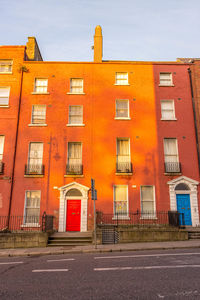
140 186 155 217
24 191 41 224
113 185 128 216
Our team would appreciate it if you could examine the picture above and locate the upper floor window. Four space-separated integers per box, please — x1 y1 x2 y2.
114 185 128 217
26 142 44 175
0 136 5 160
164 138 180 173
159 73 173 86
115 72 129 85
31 105 46 125
24 191 41 224
161 100 176 120
141 186 155 217
70 78 83 94
0 60 12 73
34 79 48 93
115 100 129 119
67 142 82 175
116 138 132 173
68 105 83 125
0 87 10 106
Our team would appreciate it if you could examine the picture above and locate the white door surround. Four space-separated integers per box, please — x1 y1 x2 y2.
58 182 89 232
167 176 199 227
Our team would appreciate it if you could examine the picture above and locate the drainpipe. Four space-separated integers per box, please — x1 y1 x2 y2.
188 68 200 173
7 66 28 228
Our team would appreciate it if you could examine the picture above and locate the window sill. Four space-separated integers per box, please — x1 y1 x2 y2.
67 92 85 95
21 224 40 228
114 117 131 120
64 175 84 178
160 118 177 121
31 92 50 95
164 172 182 176
114 83 130 86
28 124 47 127
66 124 85 127
0 72 12 75
158 84 174 87
24 175 44 178
115 172 133 176
0 105 9 108
112 216 130 220
140 216 157 220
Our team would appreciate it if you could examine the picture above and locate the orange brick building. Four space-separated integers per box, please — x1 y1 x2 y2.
0 26 199 231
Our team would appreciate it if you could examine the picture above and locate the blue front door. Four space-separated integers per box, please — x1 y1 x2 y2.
176 194 192 226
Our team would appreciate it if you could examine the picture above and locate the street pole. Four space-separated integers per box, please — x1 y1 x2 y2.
91 178 97 249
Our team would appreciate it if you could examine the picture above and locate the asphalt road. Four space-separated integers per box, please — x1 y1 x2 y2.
0 248 200 300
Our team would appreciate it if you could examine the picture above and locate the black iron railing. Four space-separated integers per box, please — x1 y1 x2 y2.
0 161 4 174
66 164 83 175
0 213 57 232
116 161 132 173
96 211 184 227
25 164 44 175
165 162 181 173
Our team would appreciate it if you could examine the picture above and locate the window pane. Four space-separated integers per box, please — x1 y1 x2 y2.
68 143 82 164
69 105 83 124
141 186 155 214
161 100 175 119
70 79 83 93
25 191 40 223
28 143 43 165
0 136 5 160
0 87 10 105
32 105 46 124
164 138 178 162
0 61 12 73
160 73 172 85
35 79 48 93
116 73 128 85
141 186 153 201
114 186 128 215
116 100 129 118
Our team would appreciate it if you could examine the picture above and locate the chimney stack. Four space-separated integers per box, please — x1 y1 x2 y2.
25 37 43 61
94 25 103 62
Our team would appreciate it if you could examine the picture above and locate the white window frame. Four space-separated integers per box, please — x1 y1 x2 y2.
140 185 156 218
31 105 47 125
116 138 131 172
23 190 41 226
160 100 176 120
159 72 173 86
115 72 129 85
163 138 179 163
67 105 84 126
113 185 129 218
0 136 5 160
68 78 84 94
0 87 10 107
115 99 130 119
0 60 12 74
33 78 48 94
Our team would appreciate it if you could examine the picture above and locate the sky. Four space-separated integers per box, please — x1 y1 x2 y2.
1 0 200 62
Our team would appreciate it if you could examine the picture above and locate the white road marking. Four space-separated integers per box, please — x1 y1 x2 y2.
94 252 200 260
47 258 75 262
0 262 23 265
32 269 69 272
94 265 200 271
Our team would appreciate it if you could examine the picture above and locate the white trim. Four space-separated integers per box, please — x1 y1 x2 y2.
66 124 85 127
58 182 89 232
28 124 47 127
167 176 199 227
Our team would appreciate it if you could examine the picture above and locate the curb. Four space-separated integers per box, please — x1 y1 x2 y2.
0 244 200 258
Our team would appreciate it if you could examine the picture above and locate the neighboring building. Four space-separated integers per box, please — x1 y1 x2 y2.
0 26 199 232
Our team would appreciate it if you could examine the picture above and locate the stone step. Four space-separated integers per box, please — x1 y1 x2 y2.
188 232 200 239
48 232 93 246
48 239 92 244
47 243 91 247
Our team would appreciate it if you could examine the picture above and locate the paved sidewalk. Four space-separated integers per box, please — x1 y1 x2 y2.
0 239 200 257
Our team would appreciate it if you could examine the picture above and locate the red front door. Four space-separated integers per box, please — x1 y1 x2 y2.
66 200 81 231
